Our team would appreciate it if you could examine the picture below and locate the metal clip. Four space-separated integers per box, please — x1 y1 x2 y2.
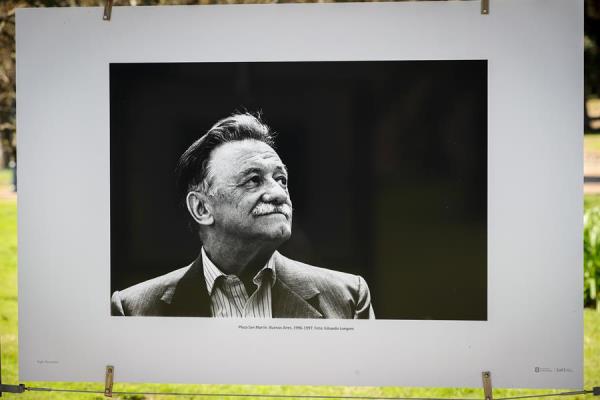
104 365 114 397
103 0 114 21
482 371 493 400
0 384 26 396
481 0 489 15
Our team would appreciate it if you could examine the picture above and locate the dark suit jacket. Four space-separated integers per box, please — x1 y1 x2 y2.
111 251 374 319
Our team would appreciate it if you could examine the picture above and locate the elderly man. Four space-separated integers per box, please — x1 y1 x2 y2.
111 113 374 319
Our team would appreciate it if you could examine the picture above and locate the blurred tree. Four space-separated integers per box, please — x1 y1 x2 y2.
586 0 600 131
0 3 18 168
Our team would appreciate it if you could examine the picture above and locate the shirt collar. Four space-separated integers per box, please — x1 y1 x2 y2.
201 247 277 295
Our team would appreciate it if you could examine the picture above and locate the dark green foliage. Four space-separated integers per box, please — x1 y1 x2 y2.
584 207 600 310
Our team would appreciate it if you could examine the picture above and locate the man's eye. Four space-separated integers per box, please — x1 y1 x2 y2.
276 176 288 186
246 176 261 186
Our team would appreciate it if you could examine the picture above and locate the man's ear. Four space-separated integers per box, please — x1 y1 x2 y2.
186 191 214 226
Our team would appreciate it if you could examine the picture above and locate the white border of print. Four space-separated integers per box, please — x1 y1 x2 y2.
16 0 583 389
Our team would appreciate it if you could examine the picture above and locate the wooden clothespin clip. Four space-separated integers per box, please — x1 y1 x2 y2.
104 365 114 397
481 0 489 15
482 371 493 400
103 0 114 21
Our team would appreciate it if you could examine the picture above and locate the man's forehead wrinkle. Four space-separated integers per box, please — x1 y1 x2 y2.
208 140 286 185
231 151 285 175
236 157 285 174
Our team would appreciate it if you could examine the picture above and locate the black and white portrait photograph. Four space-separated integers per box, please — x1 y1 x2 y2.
17 0 583 387
110 61 487 320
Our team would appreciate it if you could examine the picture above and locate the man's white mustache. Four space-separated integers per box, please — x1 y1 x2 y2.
252 203 292 217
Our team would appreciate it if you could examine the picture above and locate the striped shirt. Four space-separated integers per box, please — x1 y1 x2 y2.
201 248 275 318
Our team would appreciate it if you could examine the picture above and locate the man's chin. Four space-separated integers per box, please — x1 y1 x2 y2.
256 223 292 242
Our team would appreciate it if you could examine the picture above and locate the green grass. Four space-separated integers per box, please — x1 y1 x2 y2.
585 133 600 152
0 169 598 399
585 194 600 210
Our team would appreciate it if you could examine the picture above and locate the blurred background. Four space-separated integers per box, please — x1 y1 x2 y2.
0 0 598 399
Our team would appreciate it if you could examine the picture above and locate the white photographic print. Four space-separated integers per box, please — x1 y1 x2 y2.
17 0 582 388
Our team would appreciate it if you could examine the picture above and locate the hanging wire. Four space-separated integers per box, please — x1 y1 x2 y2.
19 386 597 399
25 387 479 399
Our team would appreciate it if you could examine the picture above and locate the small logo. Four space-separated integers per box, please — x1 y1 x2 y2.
534 367 552 373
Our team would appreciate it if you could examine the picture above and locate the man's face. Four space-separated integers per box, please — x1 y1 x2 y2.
204 139 293 244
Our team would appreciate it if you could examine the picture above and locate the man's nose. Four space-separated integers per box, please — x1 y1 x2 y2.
261 178 288 204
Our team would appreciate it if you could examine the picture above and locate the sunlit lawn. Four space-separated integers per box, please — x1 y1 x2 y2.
584 134 600 154
0 169 598 399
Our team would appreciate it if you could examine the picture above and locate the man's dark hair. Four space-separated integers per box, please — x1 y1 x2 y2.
176 112 276 200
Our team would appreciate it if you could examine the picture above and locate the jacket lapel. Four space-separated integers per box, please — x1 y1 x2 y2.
272 252 323 319
159 250 323 318
163 254 211 317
